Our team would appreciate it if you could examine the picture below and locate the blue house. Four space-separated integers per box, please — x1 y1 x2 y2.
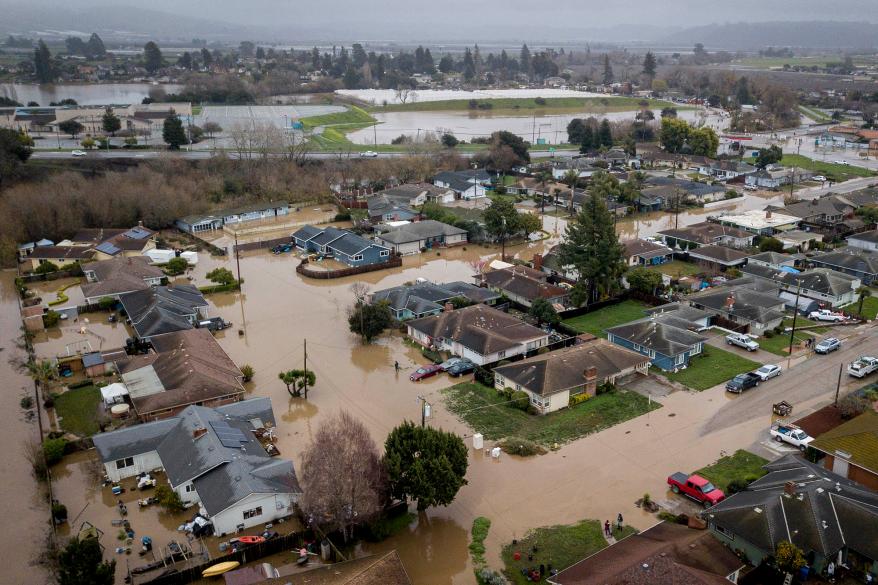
606 319 707 372
292 225 391 267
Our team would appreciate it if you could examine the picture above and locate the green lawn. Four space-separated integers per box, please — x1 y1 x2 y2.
644 260 703 279
758 317 828 356
776 154 875 182
443 382 660 446
695 449 768 493
562 300 650 338
502 520 636 585
375 96 679 114
299 105 376 131
662 346 761 391
54 385 102 436
844 296 878 320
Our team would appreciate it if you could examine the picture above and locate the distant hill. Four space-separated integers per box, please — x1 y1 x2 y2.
664 21 878 50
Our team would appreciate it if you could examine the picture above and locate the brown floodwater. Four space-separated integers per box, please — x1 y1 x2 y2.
3 191 794 584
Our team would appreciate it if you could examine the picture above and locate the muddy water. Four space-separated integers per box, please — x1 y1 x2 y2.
0 271 52 584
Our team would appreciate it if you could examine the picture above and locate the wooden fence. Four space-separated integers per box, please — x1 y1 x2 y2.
142 530 309 585
17 266 84 283
233 236 293 254
296 256 402 279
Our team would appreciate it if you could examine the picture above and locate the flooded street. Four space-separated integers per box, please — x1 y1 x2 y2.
5 189 801 583
0 83 183 106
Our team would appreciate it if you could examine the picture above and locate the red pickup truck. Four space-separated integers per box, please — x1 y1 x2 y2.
667 472 725 507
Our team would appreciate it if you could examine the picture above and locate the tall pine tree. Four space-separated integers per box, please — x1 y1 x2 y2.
602 54 613 85
34 40 56 83
642 51 657 79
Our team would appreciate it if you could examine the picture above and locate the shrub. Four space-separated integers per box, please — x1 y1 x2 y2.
20 396 34 409
154 484 185 513
334 212 352 221
498 437 546 457
526 405 539 415
764 330 775 338
240 364 254 382
510 390 530 410
474 366 494 387
43 438 67 465
34 261 60 274
838 394 870 419
206 267 235 285
42 310 61 328
469 516 491 565
164 257 189 275
596 381 615 395
98 297 115 310
727 478 751 494
569 393 591 406
534 97 546 105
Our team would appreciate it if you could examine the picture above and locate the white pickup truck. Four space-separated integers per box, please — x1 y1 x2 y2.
770 424 813 450
808 309 846 322
849 356 878 378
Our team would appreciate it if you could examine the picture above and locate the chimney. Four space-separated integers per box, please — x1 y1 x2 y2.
444 302 454 312
532 253 543 271
766 209 772 219
584 366 598 396
193 427 208 440
138 220 144 228
784 481 796 496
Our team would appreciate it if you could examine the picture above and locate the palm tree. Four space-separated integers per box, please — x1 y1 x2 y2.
563 169 579 215
538 170 551 214
27 359 56 391
857 286 872 317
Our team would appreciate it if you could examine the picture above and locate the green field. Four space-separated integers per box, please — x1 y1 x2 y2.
798 105 833 123
758 317 828 355
443 382 660 446
662 346 761 391
844 295 878 320
299 105 376 131
376 96 680 114
502 520 636 585
644 260 703 279
695 449 768 492
54 385 102 436
562 300 650 338
773 154 874 182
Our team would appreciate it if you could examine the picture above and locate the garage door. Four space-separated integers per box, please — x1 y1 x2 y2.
832 457 850 478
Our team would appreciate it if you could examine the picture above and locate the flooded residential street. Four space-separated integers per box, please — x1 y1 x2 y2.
1 189 853 584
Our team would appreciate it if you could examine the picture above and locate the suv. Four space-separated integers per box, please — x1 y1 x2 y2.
726 333 759 352
815 337 841 354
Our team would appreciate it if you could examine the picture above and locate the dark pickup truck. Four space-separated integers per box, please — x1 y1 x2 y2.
726 372 761 393
667 472 725 507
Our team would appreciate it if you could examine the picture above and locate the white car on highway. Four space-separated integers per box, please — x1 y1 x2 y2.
71 150 87 157
359 150 379 158
833 160 850 166
754 364 782 381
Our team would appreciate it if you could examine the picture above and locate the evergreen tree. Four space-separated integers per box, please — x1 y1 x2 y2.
598 119 613 147
58 537 115 585
567 118 586 144
178 51 192 70
201 47 213 68
602 54 613 85
520 44 531 78
557 181 626 305
34 40 56 83
463 48 475 81
162 113 187 149
101 108 121 136
642 51 657 79
579 125 595 153
85 33 106 59
384 422 468 511
143 41 163 74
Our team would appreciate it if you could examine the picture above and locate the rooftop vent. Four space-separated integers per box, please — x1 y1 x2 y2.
754 507 763 514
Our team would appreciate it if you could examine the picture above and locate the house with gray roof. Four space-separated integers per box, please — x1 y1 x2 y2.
810 248 878 285
81 256 165 303
623 239 673 267
92 398 301 536
176 202 291 234
380 183 455 205
658 222 754 250
482 265 570 308
369 281 499 320
433 170 490 199
741 263 860 307
365 193 420 224
375 220 468 255
686 244 750 271
292 225 392 267
705 454 878 580
847 229 878 252
119 284 209 340
687 286 785 335
745 251 796 270
607 318 707 372
698 160 756 181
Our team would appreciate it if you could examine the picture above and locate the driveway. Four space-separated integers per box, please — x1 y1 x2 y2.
706 334 779 366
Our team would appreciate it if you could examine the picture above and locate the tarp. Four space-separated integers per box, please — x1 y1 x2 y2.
100 382 129 405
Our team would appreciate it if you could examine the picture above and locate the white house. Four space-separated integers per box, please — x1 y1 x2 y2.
433 170 490 200
92 398 302 535
847 229 878 252
406 304 549 365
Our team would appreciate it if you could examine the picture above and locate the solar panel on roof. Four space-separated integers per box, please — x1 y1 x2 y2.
209 420 249 448
95 242 121 255
123 227 151 240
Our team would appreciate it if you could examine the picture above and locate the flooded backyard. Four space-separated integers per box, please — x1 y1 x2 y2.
3 191 793 583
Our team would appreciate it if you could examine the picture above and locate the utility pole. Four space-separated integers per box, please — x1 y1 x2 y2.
787 279 802 368
501 216 507 262
834 362 843 407
234 233 242 288
303 339 308 399
373 122 377 147
418 396 430 427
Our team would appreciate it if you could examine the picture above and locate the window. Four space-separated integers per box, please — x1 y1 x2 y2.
675 353 685 366
714 524 733 539
353 254 364 261
184 484 195 493
515 384 521 391
115 457 134 470
380 250 390 257
691 343 702 356
243 506 263 520
498 351 506 359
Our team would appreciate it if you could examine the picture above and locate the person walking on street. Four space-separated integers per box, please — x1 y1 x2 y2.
604 520 611 537
394 360 400 373
616 513 624 533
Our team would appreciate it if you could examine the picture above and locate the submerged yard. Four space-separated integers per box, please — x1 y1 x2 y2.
443 382 660 446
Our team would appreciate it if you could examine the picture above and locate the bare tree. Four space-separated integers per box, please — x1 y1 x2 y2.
228 122 260 161
300 411 385 541
280 127 313 164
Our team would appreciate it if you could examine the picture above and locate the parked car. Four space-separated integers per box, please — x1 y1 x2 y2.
71 149 87 157
272 243 293 254
812 175 827 182
409 363 442 381
809 309 846 322
360 150 379 158
754 364 782 381
726 372 761 393
833 160 850 166
726 332 759 352
439 357 463 371
744 184 758 191
447 359 476 377
770 424 813 450
815 337 841 354
848 356 878 378
667 472 725 507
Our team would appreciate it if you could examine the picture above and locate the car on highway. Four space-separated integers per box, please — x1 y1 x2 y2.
815 337 841 354
833 160 850 166
409 363 443 382
71 150 87 157
446 359 476 377
360 150 379 158
754 364 782 381
808 309 846 322
726 372 761 393
812 175 827 182
726 332 759 352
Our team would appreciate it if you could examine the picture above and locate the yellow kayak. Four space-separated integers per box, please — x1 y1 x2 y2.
201 561 240 578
